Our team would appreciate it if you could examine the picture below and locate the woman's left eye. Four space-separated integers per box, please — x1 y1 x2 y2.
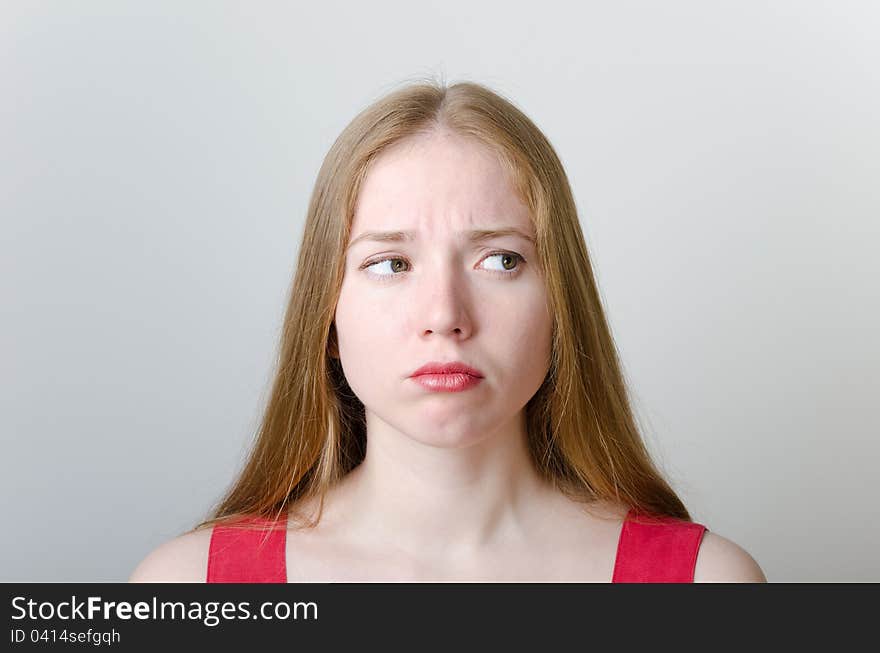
481 251 523 273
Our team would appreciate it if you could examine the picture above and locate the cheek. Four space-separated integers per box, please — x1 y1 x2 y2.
505 295 553 379
497 288 552 345
524 316 553 368
334 284 400 373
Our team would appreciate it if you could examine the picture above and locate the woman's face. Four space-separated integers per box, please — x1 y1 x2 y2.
334 130 553 448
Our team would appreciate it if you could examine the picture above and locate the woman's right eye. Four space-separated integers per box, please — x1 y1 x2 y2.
361 257 408 280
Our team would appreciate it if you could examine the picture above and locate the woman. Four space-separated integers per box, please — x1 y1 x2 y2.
130 79 766 583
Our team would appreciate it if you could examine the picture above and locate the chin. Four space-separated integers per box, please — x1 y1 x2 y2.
401 421 495 450
367 402 503 449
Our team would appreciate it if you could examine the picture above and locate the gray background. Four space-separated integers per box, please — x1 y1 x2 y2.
2 1 877 582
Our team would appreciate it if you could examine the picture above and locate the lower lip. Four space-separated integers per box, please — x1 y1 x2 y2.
411 373 484 392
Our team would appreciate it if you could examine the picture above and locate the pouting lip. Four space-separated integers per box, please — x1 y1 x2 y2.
410 361 485 378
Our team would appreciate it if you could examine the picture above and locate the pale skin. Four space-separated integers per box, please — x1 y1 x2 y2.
130 128 767 583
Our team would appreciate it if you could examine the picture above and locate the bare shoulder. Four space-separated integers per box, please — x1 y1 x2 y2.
693 530 767 583
128 526 214 583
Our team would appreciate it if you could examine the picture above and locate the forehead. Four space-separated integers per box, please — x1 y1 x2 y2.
351 132 533 235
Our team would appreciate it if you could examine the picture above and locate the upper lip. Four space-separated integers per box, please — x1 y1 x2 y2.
410 361 485 378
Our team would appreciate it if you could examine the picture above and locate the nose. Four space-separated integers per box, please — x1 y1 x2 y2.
415 260 474 339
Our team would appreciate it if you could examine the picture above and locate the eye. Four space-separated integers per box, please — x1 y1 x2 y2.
481 251 522 274
361 250 525 282
363 257 409 276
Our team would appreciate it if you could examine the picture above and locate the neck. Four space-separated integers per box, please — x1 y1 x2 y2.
328 409 556 560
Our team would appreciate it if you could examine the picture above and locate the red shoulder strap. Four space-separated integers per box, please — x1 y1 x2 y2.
206 515 287 583
612 508 707 583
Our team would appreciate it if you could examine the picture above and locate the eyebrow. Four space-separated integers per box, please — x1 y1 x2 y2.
347 228 536 251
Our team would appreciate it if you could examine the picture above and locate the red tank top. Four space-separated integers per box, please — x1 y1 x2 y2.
206 508 707 583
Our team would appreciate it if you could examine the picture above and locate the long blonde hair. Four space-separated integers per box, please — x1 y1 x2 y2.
193 77 691 534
